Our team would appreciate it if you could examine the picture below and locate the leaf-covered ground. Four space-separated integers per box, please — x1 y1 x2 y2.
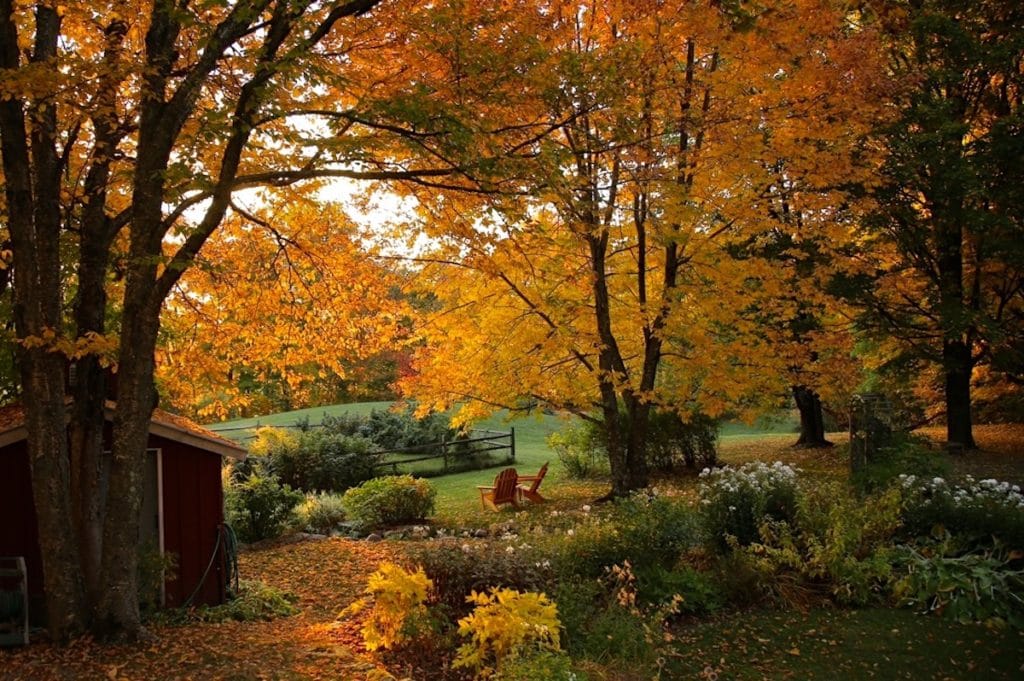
668 607 1024 680
4 426 1024 679
0 540 401 681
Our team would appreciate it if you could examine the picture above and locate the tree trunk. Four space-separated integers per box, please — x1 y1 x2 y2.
18 348 87 639
93 300 161 639
793 385 832 448
600 389 630 498
0 0 87 639
623 397 650 490
943 339 975 450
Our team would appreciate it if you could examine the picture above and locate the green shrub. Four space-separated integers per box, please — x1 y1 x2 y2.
341 475 436 529
225 466 303 542
554 578 650 665
735 485 902 607
851 434 949 495
893 546 1024 628
193 580 299 622
547 422 609 479
321 406 454 452
553 566 673 673
295 492 347 534
495 651 585 681
273 429 381 493
897 474 1024 550
698 461 799 553
633 564 724 614
410 539 554 618
645 410 719 472
548 493 699 581
138 545 177 613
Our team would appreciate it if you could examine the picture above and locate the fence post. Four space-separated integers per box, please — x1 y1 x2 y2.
510 427 516 463
442 435 448 474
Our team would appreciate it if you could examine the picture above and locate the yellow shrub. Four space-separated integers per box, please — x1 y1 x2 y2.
453 588 562 678
341 562 433 652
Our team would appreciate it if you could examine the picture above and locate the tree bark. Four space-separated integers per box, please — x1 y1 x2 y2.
793 385 832 448
0 0 87 640
93 294 161 638
943 339 975 450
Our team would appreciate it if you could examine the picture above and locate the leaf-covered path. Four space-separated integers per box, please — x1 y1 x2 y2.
0 539 400 681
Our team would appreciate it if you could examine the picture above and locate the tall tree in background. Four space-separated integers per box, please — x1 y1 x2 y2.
400 0 884 495
851 0 1024 449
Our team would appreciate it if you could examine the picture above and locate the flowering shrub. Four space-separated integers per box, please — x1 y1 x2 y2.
549 492 699 581
898 474 1024 549
453 588 562 677
698 461 799 552
341 563 433 652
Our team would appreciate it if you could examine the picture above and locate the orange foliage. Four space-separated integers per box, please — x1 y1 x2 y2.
158 194 413 420
396 0 888 425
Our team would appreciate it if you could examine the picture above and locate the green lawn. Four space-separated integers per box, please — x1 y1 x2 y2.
206 402 804 521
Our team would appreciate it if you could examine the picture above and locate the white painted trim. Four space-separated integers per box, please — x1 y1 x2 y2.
146 422 246 460
154 448 166 607
0 407 246 460
0 427 27 449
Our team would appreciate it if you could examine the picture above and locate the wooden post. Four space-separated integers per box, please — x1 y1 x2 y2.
510 427 516 463
442 435 448 474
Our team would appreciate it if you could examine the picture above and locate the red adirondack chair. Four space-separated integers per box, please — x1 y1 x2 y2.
477 467 521 511
516 462 548 503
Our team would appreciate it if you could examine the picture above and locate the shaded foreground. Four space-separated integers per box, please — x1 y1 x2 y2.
0 540 400 680
3 426 1024 679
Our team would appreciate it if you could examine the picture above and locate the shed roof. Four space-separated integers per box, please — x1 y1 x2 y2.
0 401 246 459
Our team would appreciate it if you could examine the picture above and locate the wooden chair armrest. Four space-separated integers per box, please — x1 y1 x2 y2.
477 485 496 492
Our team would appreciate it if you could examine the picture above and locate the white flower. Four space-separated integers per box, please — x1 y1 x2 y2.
582 505 592 513
505 545 515 554
461 543 471 553
567 528 575 536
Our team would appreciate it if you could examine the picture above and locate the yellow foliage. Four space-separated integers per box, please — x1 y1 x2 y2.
340 562 433 653
453 588 562 678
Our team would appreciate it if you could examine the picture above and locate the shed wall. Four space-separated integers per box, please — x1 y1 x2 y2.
0 434 227 618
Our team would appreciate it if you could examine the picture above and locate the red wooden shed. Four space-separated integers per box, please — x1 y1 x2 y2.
0 402 246 621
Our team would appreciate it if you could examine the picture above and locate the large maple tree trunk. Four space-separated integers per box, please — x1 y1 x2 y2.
936 203 976 450
0 0 88 640
792 385 832 448
943 339 975 450
94 308 160 638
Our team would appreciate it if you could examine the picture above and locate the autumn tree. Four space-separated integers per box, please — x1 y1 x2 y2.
399 0 884 495
0 0 514 640
158 194 412 419
846 0 1024 449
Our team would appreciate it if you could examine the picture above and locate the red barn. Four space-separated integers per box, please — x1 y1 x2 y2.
0 402 246 622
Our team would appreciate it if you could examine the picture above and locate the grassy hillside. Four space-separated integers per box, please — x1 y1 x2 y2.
207 401 802 510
